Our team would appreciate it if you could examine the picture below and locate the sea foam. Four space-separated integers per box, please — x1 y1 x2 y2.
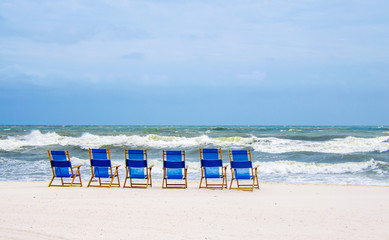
1 130 389 154
257 159 386 175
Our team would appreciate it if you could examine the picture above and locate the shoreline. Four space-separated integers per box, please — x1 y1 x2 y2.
1 181 389 240
2 180 389 188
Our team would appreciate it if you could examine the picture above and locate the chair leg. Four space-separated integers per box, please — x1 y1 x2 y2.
75 169 83 187
229 178 234 189
108 172 118 188
123 169 128 188
149 169 153 187
48 176 55 187
87 176 94 187
116 172 120 187
108 176 114 188
69 175 76 187
162 169 165 188
229 169 235 189
123 177 128 188
199 176 203 189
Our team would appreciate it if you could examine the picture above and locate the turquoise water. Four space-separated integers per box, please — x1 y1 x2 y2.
1 125 388 185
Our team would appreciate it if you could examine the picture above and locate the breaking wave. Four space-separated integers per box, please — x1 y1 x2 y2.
1 130 389 154
258 159 387 175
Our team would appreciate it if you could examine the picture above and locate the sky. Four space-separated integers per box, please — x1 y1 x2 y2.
0 0 388 125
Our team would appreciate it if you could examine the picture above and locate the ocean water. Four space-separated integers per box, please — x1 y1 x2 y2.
0 125 388 185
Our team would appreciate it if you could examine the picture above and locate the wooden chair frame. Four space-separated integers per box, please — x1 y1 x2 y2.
87 148 121 188
199 148 228 190
162 150 188 189
229 150 260 192
123 149 153 188
48 150 82 187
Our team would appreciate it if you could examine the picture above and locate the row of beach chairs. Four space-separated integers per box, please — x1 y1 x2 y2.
48 148 260 191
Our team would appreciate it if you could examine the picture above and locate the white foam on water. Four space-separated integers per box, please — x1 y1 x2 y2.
280 128 302 132
252 136 389 154
0 130 232 151
1 130 389 154
257 159 385 175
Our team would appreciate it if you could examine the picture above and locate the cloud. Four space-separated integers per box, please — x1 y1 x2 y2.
1 0 389 125
1 0 388 89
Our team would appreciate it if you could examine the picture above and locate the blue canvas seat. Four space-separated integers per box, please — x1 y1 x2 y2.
48 150 82 187
162 150 188 189
87 148 121 188
123 149 153 188
229 150 259 191
199 148 228 189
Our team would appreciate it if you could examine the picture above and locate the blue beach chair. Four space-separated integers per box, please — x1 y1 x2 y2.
87 148 121 188
123 149 153 188
199 148 228 189
162 150 188 189
48 150 82 187
229 150 259 191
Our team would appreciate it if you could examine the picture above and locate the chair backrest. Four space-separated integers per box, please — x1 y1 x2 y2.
229 150 253 178
125 149 147 177
200 148 223 177
163 150 185 177
48 150 72 177
89 148 111 177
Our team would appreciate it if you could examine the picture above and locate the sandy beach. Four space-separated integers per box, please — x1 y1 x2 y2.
0 181 388 240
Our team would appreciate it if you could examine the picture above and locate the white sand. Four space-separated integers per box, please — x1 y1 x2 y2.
0 181 388 240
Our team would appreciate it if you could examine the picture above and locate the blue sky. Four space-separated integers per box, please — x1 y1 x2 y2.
0 0 388 125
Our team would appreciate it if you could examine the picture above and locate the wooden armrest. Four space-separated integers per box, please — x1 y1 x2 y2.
253 165 260 169
112 165 121 168
223 164 228 168
148 164 154 169
72 164 82 168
